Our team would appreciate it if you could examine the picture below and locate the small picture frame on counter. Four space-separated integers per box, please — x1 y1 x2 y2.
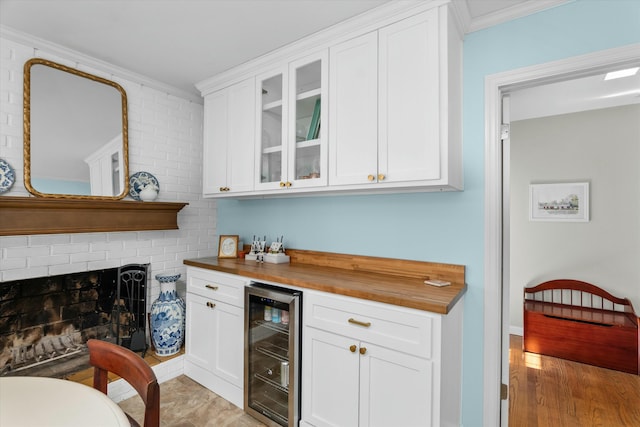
218 235 239 258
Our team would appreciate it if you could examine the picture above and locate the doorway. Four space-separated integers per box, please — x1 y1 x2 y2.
482 43 640 426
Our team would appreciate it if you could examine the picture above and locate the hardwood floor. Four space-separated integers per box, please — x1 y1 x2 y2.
509 335 640 427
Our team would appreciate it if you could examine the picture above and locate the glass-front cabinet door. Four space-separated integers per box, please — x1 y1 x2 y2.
287 52 327 189
256 69 287 190
256 51 327 192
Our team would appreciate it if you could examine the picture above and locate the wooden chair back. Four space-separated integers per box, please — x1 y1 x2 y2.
87 339 160 427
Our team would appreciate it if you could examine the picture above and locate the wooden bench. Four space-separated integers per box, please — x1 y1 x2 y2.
523 279 639 374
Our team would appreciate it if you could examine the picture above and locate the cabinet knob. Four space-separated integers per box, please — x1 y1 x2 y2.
280 182 286 187
349 345 357 353
206 301 216 309
219 187 225 192
359 347 367 355
367 174 375 182
205 284 218 291
378 174 385 181
286 181 292 187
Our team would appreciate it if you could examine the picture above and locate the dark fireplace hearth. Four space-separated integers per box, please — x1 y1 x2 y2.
0 265 148 378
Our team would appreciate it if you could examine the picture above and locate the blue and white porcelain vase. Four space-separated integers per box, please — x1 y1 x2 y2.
150 273 185 356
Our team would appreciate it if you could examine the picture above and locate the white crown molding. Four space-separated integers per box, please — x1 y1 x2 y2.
454 0 573 34
0 24 203 104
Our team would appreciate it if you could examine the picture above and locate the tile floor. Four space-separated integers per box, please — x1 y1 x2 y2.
66 349 265 426
118 375 266 427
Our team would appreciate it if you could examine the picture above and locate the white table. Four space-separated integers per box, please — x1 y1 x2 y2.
0 376 130 427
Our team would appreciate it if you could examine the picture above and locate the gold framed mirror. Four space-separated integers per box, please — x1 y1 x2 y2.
23 58 129 199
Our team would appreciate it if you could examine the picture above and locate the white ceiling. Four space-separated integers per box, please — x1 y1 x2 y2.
1 0 638 119
1 0 548 98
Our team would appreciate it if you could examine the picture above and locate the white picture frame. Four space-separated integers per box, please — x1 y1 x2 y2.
529 182 589 222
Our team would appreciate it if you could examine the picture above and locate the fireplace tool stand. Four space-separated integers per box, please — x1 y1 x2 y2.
112 264 148 356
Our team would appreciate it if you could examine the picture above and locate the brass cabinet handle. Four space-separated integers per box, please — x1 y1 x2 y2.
280 182 286 187
359 347 367 355
286 181 292 187
348 318 371 328
206 301 216 309
219 187 225 192
219 187 230 192
367 174 375 182
349 345 357 353
205 284 218 291
378 174 385 181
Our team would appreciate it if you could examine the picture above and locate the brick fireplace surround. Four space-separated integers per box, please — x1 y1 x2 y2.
0 28 214 402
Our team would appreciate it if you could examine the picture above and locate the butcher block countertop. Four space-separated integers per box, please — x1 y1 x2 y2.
184 249 466 314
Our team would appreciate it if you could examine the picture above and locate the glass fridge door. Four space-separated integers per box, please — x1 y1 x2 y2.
245 287 299 427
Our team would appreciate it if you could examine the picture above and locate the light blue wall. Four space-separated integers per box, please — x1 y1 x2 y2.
217 1 640 423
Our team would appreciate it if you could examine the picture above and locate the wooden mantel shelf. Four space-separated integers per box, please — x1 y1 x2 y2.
0 196 188 236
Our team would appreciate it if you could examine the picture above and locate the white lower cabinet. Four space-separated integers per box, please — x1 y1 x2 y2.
301 290 462 427
184 267 248 408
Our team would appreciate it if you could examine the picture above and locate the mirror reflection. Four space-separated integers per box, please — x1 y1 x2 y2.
24 58 129 199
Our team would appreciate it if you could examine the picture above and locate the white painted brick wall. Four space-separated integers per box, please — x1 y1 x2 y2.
0 36 217 306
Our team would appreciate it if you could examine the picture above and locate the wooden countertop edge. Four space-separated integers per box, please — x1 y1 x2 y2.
183 257 466 315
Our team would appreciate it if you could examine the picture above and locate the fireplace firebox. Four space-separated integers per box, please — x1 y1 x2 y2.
0 264 149 377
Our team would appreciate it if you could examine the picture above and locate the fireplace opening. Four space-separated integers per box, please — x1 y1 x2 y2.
0 264 149 378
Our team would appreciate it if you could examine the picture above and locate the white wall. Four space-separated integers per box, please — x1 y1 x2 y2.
509 104 640 330
0 36 216 304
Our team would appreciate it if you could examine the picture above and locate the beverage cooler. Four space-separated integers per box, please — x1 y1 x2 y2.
244 283 301 427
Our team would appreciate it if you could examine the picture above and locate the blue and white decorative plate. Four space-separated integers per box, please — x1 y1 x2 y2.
129 171 159 201
0 158 16 194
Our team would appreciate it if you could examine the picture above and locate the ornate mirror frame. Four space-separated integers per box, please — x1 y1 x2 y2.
23 58 129 200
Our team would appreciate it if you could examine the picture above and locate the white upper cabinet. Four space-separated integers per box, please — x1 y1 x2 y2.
329 7 462 191
328 32 379 187
198 2 462 198
255 51 328 192
202 78 255 196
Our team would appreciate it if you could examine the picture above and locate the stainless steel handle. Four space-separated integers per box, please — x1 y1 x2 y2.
348 318 371 328
205 284 218 291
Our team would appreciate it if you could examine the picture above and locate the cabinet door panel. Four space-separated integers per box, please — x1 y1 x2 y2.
203 92 228 195
212 302 244 387
256 69 288 190
302 328 359 427
227 78 256 192
359 343 433 427
288 51 328 188
329 32 378 186
379 9 441 183
185 293 215 371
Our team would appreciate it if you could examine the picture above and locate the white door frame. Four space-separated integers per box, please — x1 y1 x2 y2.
482 43 640 427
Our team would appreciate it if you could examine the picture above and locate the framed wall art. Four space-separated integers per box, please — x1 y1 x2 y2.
218 235 239 258
529 182 589 222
